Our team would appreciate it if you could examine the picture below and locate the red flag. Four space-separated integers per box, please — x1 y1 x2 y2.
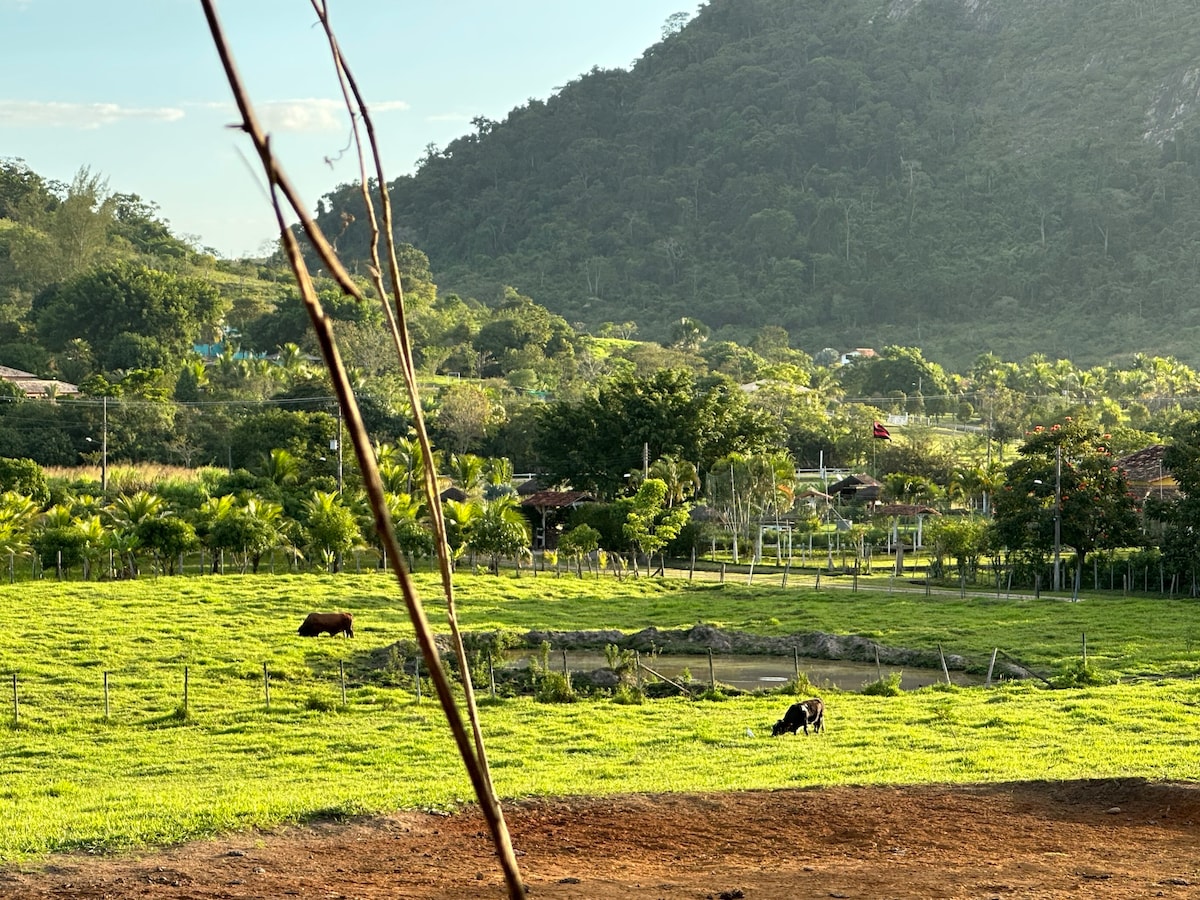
873 421 891 440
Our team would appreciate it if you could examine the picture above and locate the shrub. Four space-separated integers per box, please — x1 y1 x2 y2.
305 693 337 712
1054 659 1113 687
861 672 904 696
777 672 816 696
535 671 576 703
603 642 636 676
612 684 644 705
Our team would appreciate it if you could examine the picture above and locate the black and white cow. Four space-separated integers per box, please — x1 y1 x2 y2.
771 698 825 736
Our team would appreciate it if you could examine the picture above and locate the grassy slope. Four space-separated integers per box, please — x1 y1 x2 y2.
1 573 1199 859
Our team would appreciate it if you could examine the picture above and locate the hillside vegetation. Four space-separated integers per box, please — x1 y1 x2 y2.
313 0 1200 367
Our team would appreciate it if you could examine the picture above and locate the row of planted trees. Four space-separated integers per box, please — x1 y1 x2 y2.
5 412 1200 591
0 446 539 581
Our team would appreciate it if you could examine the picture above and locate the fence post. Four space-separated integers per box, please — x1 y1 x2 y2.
782 562 790 588
875 644 882 681
707 648 715 689
793 647 800 682
938 644 951 685
985 648 998 687
1081 632 1087 666
489 657 496 699
263 662 270 710
815 571 821 591
720 563 726 583
635 650 642 689
689 548 695 582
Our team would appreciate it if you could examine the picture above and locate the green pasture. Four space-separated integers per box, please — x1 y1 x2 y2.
1 573 1200 861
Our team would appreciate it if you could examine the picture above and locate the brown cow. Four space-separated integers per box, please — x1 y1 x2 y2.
298 611 354 638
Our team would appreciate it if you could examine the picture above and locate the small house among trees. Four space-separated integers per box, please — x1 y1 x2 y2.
1117 445 1177 500
519 490 595 549
827 473 883 505
0 365 79 399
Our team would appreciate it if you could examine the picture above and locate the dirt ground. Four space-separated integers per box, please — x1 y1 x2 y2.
3 779 1199 899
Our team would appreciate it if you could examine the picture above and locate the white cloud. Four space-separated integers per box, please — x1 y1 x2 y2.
0 100 184 129
254 98 409 133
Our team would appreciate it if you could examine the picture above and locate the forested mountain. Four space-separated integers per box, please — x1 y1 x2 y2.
313 0 1200 367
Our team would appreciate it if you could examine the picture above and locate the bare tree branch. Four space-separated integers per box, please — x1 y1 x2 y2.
198 2 525 896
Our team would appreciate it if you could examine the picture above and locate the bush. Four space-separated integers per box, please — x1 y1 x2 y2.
305 693 337 712
777 672 816 696
1054 659 1113 687
612 684 644 705
535 671 576 703
861 672 904 696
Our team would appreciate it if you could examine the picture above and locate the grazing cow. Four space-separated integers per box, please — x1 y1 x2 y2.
298 611 354 638
771 698 825 736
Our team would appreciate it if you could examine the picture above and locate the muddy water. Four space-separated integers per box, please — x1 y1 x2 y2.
504 650 987 692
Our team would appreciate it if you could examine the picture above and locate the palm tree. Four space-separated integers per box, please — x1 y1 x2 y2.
302 490 362 572
0 491 39 563
260 448 300 486
442 498 483 567
385 492 433 568
447 453 487 497
275 342 307 375
75 514 109 580
485 456 514 486
467 496 532 574
106 491 165 577
648 456 701 508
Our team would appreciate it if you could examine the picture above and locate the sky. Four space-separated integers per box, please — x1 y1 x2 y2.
0 0 689 258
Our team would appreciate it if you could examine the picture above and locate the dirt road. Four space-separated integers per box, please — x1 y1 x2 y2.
3 780 1198 898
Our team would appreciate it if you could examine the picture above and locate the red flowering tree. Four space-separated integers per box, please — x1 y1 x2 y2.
991 419 1140 583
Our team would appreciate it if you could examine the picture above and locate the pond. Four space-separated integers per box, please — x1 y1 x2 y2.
503 650 987 692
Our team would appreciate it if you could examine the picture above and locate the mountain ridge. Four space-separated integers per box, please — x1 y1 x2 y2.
311 0 1200 368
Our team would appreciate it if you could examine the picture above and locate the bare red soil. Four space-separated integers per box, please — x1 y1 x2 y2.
3 780 1199 899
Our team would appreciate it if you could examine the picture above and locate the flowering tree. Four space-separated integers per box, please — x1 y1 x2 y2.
991 420 1139 581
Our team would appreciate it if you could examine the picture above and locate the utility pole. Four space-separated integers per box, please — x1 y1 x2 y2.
335 404 344 495
1053 445 1062 593
101 396 108 494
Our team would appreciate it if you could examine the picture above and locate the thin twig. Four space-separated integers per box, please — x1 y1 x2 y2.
198 3 525 896
307 0 517 886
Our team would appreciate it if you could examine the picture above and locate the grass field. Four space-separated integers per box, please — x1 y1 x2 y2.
1 572 1199 860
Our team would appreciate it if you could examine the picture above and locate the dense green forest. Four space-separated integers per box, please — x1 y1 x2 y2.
10 151 1200 589
311 0 1200 368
